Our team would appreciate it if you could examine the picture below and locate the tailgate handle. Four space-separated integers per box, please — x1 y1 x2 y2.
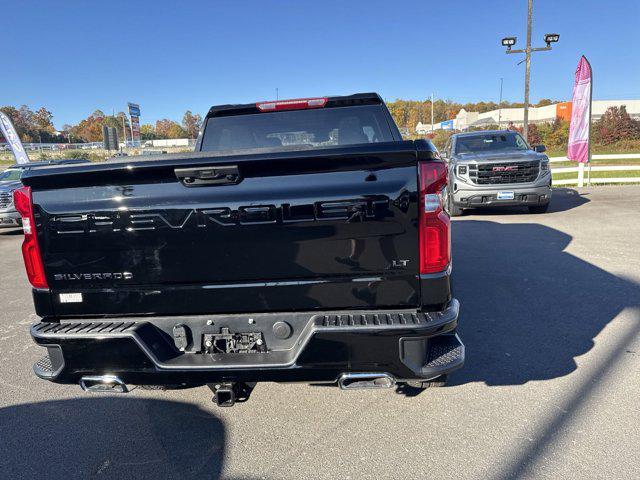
175 165 241 187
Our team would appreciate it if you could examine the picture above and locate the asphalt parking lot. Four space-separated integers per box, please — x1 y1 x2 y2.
1 186 639 480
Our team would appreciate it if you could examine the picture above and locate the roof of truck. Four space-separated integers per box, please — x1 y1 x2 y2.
206 92 384 118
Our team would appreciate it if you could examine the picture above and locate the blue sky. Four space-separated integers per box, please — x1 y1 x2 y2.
3 0 639 128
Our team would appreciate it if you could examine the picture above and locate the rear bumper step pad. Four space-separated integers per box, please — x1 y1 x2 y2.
31 301 462 385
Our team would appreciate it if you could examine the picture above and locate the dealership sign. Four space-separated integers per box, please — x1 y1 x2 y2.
128 103 141 117
127 102 141 144
440 120 454 130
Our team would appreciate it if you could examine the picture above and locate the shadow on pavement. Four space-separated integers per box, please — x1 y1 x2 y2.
0 227 22 236
547 187 591 213
450 211 640 476
451 219 640 387
0 397 247 480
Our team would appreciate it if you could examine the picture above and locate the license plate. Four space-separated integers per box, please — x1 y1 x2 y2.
497 191 515 200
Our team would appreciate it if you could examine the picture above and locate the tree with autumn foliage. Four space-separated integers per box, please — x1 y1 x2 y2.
182 111 202 139
69 110 107 142
140 124 157 140
155 119 187 139
1 105 62 143
593 105 640 145
385 98 554 133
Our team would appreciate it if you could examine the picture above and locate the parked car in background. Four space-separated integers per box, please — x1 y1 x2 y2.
0 159 90 228
441 130 552 215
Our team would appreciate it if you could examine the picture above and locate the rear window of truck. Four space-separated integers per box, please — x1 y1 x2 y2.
200 105 395 152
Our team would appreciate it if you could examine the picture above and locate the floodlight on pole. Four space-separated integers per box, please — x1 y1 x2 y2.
501 37 517 50
499 0 560 142
544 33 560 46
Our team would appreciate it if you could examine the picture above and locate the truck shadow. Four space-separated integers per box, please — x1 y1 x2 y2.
0 227 22 236
0 397 256 480
450 219 640 387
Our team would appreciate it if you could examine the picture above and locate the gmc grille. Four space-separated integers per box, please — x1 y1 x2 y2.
469 161 540 185
0 192 12 209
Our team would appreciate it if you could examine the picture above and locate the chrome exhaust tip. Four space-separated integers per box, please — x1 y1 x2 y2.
80 375 129 393
338 372 396 390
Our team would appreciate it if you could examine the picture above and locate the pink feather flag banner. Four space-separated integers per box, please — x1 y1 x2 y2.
567 56 592 163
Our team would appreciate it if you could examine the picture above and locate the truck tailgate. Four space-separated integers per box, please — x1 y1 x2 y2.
24 143 420 317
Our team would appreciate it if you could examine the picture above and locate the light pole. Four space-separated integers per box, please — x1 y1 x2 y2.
501 0 559 141
498 77 503 128
121 115 127 149
431 92 434 134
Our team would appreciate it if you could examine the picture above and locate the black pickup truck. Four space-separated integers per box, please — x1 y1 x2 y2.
18 93 463 406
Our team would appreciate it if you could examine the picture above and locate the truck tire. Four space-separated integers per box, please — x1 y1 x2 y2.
528 203 549 214
406 374 448 389
448 196 464 217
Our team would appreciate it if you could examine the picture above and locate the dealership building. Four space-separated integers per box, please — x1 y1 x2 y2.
415 99 640 134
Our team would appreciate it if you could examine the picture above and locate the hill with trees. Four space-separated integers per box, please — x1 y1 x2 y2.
0 106 202 144
1 100 639 155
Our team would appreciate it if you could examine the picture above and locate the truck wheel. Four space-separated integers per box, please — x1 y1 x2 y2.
406 374 448 389
448 197 464 217
528 204 549 214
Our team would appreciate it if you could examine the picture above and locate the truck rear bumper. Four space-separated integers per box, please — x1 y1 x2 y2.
30 300 463 386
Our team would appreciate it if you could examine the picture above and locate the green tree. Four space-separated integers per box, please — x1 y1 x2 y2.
140 124 157 140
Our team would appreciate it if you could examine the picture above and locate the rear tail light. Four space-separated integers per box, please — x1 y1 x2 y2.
418 162 451 274
256 97 328 112
13 186 48 289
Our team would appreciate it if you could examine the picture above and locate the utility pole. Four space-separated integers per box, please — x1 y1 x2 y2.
431 93 434 134
523 0 532 141
122 115 127 149
500 1 559 141
498 77 504 128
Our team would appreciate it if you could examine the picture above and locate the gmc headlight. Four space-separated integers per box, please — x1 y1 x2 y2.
541 160 549 171
457 165 468 175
